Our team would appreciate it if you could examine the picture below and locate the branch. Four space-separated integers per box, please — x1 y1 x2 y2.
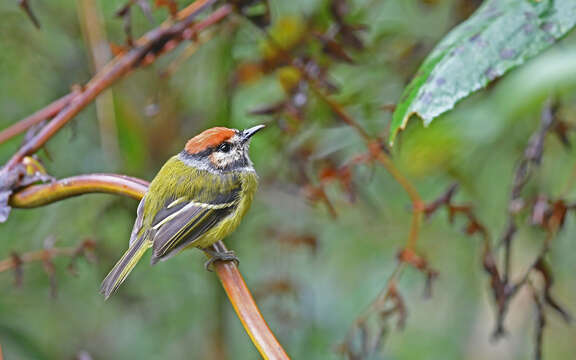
9 174 290 360
10 174 147 207
213 242 290 359
2 0 231 170
0 92 78 145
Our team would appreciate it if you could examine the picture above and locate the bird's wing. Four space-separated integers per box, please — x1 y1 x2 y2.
128 196 146 247
149 189 239 263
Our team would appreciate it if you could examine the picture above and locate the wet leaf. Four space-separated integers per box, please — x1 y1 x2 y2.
390 0 576 144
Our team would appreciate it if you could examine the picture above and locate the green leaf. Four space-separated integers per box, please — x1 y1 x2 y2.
389 0 576 144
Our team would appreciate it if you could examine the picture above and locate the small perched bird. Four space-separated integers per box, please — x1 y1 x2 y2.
100 125 264 299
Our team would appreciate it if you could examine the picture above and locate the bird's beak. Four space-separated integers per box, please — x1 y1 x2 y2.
241 124 265 143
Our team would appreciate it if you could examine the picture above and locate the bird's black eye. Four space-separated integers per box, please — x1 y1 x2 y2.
218 142 232 153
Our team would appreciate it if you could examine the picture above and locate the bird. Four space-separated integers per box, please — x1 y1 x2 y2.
100 125 265 299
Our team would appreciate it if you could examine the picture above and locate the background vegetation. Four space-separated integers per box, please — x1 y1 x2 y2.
0 0 575 359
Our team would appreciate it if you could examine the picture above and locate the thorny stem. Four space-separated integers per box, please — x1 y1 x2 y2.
9 174 290 360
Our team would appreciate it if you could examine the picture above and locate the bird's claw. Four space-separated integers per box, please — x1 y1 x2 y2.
203 249 239 272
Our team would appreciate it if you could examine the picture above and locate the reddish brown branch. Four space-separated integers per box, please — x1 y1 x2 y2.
3 0 231 171
9 174 290 360
0 92 78 145
213 242 290 360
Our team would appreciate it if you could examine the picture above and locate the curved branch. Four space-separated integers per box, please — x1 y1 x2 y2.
9 174 290 360
10 174 148 207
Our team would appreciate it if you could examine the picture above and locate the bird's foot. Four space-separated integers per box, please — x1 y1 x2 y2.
203 248 239 271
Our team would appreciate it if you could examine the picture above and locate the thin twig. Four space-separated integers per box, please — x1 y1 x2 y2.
0 246 81 272
529 281 545 360
18 0 41 28
10 174 290 360
495 100 559 335
338 262 406 359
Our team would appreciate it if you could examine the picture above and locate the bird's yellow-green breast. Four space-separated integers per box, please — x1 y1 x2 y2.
142 155 258 249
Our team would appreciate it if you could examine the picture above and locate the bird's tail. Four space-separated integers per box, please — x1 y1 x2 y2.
100 235 151 299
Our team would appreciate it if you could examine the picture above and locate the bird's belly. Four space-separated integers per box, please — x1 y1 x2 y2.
187 193 253 250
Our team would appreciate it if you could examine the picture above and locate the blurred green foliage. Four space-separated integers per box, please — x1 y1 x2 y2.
0 0 575 359
390 0 576 141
